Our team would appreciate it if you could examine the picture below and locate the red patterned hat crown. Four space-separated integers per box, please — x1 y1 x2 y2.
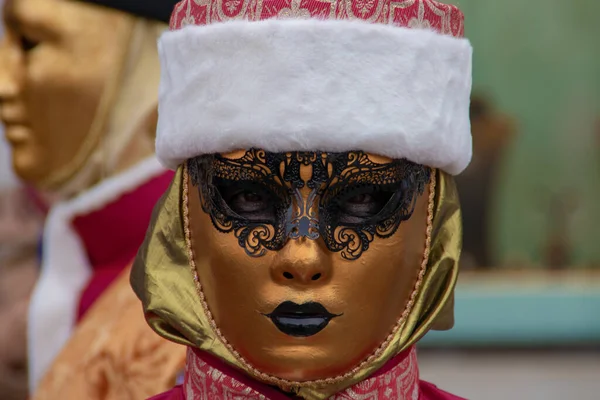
169 0 464 37
156 0 473 175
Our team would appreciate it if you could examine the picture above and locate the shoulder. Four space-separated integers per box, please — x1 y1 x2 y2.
33 267 187 400
147 385 185 400
420 380 468 400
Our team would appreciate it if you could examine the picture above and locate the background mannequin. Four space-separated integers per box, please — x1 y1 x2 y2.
0 8 43 398
0 132 43 400
0 0 185 398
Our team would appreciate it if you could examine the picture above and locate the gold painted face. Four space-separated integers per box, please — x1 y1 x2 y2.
187 149 431 381
0 0 131 187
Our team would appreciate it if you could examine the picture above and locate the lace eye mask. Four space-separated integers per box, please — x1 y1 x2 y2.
188 150 431 260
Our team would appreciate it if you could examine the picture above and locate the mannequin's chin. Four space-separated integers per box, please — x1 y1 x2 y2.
239 343 370 382
11 146 74 191
11 149 49 187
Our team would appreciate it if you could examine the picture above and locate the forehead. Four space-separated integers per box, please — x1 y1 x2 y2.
4 0 112 31
220 149 394 165
4 0 54 24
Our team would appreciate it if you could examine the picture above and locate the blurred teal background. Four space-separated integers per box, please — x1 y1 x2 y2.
453 0 600 267
419 0 600 349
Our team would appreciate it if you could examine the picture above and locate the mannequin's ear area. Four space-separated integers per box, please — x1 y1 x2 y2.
430 293 455 331
141 108 159 143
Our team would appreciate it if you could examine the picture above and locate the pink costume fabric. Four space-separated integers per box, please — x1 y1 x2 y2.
72 171 174 320
150 347 466 400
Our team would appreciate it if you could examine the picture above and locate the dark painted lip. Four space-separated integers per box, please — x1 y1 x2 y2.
264 301 342 337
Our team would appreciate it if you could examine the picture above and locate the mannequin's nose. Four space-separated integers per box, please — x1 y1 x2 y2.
0 39 20 101
271 238 332 286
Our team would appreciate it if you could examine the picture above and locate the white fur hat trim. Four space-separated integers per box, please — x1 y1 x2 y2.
156 18 473 174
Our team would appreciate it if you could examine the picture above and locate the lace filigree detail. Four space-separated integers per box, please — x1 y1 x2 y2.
189 150 430 260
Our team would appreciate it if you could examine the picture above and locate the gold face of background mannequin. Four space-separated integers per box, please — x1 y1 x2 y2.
0 0 134 188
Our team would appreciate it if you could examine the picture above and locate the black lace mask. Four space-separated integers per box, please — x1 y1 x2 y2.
188 150 431 260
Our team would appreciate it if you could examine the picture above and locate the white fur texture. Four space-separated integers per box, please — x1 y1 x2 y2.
27 157 166 392
156 19 473 174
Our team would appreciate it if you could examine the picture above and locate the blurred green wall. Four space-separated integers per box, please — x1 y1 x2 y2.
451 0 600 267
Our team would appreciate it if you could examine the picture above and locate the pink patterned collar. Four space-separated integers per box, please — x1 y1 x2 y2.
182 347 420 399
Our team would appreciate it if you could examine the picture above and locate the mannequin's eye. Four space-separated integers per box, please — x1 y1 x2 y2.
216 181 278 221
345 193 375 205
333 187 396 224
19 34 38 52
228 190 268 214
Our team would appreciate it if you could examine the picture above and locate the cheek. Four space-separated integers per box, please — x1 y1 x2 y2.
17 52 104 183
341 237 419 322
9 138 50 183
26 48 105 142
337 194 429 335
21 15 129 175
193 209 271 315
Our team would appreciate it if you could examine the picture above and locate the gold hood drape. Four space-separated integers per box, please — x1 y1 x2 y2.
131 167 462 399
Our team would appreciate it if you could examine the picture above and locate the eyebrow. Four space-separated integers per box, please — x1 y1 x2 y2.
342 162 407 182
212 157 287 191
4 1 50 33
3 9 30 32
2 1 18 28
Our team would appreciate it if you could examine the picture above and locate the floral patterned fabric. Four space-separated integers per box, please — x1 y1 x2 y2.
169 0 465 38
32 266 187 400
150 346 466 400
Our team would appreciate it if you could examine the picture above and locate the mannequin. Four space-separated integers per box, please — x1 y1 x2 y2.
0 0 186 398
132 0 473 399
0 10 43 399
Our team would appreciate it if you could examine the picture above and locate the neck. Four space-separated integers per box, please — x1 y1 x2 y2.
46 127 155 201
